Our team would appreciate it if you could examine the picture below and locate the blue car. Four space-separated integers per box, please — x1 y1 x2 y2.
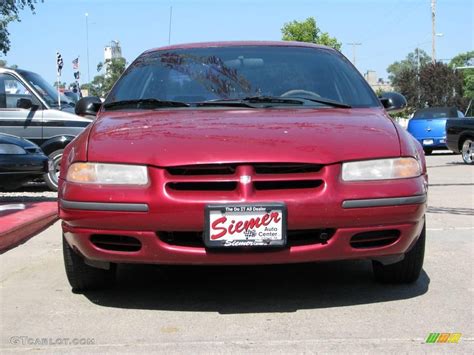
407 107 465 155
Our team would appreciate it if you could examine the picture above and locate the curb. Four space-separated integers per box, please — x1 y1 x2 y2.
0 201 58 253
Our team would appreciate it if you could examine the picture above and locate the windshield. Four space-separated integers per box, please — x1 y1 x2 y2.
105 46 380 109
412 108 457 119
20 70 73 108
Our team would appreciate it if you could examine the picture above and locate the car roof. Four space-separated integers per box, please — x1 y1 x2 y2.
144 40 334 54
413 107 458 118
0 67 37 77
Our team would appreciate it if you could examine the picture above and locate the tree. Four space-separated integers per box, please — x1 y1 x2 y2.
1 1 42 55
281 17 341 51
449 51 474 100
0 59 17 68
392 62 466 110
88 57 127 97
387 49 431 83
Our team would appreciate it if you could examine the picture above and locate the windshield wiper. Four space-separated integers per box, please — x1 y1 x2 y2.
103 98 190 110
197 96 304 108
197 96 351 108
241 96 305 105
288 96 352 108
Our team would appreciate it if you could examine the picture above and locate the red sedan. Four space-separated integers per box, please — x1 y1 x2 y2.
59 41 427 292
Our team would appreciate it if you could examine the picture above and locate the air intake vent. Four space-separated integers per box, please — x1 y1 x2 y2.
90 234 141 252
350 230 400 249
157 229 335 248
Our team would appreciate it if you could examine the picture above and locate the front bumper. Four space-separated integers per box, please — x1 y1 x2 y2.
59 163 427 265
0 154 49 175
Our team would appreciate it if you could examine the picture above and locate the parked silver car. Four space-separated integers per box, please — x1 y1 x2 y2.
0 67 93 190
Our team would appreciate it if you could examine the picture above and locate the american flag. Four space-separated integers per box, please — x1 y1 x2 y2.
56 52 63 75
72 57 79 70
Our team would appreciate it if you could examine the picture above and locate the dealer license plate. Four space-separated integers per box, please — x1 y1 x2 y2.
204 203 287 248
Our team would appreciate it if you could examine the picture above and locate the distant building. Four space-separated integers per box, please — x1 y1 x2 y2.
103 40 123 75
104 40 122 62
364 70 393 93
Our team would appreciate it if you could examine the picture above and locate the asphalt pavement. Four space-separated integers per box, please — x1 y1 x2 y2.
0 152 472 353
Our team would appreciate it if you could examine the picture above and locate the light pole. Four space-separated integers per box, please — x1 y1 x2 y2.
85 12 90 84
433 32 443 64
346 42 362 68
168 6 173 45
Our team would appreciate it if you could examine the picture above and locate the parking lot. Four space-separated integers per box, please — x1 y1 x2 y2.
0 153 472 353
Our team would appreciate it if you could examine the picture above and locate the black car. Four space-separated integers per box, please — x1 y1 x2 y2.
0 133 50 190
446 116 474 164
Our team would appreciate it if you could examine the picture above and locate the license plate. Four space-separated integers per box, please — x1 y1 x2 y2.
423 139 434 145
204 203 287 248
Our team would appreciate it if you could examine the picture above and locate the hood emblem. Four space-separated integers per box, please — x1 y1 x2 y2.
240 175 252 184
426 127 432 132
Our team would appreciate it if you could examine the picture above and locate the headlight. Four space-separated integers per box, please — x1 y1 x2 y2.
0 144 26 155
66 163 148 185
342 158 421 181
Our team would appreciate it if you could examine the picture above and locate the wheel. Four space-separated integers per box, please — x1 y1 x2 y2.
43 149 63 191
461 138 473 164
423 148 433 155
63 235 116 292
372 222 425 284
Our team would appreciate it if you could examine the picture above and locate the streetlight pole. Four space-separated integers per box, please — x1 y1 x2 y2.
85 12 90 84
431 0 436 64
346 42 362 68
168 6 173 45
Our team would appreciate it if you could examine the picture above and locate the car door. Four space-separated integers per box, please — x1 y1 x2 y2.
0 73 43 144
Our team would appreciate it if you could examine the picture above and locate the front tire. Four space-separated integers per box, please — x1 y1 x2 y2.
63 236 116 292
43 149 63 191
461 138 473 165
372 223 425 283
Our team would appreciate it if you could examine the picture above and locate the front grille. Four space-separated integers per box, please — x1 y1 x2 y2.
157 229 335 248
254 180 323 190
165 163 325 193
254 163 322 174
90 234 142 252
167 165 236 176
350 230 400 249
166 163 322 176
167 182 238 191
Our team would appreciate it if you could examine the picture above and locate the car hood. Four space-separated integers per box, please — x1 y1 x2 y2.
47 108 93 122
0 133 39 148
87 108 400 166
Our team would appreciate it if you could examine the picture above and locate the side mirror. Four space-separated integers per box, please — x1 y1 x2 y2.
16 98 35 110
379 92 407 113
75 96 102 117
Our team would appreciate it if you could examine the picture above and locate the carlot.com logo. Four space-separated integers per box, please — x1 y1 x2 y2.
425 333 462 344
